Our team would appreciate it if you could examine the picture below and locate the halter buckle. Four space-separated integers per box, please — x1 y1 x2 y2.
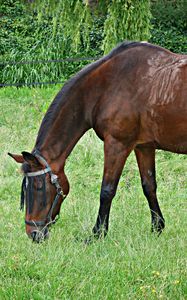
51 174 58 184
57 188 64 196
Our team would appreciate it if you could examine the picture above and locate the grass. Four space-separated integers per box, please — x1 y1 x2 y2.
0 87 187 300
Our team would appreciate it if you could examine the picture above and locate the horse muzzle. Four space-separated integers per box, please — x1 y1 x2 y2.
29 227 49 243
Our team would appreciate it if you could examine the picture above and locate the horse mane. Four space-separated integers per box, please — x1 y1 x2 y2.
35 41 161 149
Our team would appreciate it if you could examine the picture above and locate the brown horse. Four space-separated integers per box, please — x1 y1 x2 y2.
9 42 187 242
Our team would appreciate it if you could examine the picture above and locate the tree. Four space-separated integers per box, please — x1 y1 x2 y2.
27 0 152 53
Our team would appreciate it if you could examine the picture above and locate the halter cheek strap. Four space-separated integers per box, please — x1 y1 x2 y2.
22 150 66 227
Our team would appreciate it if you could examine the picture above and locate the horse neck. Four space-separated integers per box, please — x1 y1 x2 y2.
37 91 91 172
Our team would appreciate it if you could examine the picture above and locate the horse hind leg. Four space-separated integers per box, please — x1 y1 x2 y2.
135 147 165 234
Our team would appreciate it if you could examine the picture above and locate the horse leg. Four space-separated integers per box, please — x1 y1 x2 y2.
92 136 132 239
135 147 165 234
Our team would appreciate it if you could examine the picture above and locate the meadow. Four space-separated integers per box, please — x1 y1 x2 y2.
0 86 186 299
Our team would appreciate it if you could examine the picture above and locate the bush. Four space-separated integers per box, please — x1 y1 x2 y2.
150 0 187 53
0 0 186 86
150 27 187 54
0 0 103 85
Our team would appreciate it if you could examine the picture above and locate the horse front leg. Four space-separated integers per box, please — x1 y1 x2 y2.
135 147 165 234
92 136 132 239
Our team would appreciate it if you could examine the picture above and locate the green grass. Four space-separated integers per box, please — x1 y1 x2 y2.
0 87 186 300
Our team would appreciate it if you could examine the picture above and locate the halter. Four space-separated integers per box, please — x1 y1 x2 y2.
21 150 66 227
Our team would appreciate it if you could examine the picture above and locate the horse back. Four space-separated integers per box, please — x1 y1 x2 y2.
87 44 187 153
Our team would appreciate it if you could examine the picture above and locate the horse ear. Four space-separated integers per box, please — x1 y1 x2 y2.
8 153 24 163
21 151 41 166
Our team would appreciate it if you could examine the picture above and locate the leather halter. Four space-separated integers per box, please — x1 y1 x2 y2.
22 150 66 227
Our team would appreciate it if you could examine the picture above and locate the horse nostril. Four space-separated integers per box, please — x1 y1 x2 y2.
31 231 37 241
31 230 43 243
30 228 49 243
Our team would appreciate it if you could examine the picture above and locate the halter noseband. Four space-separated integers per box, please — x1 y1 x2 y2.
21 150 66 227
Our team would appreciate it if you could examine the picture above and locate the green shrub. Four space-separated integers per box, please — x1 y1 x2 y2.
151 27 187 54
150 0 187 53
0 0 186 86
0 0 103 85
151 0 187 32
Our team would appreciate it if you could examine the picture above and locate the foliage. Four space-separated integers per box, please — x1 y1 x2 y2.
151 0 187 32
0 0 100 85
0 0 152 85
27 0 152 53
150 27 187 54
102 0 151 53
150 0 187 53
0 87 187 299
0 0 186 85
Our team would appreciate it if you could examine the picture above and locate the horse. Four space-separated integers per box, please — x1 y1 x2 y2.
9 41 187 243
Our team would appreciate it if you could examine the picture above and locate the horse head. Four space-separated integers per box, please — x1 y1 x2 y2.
8 151 69 242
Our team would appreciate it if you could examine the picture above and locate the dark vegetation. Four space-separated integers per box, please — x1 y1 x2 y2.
0 0 186 85
150 0 187 53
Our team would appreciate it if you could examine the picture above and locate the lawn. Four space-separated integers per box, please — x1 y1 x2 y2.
0 87 186 299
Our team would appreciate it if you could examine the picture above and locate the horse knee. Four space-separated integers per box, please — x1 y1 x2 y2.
101 184 116 202
142 179 157 198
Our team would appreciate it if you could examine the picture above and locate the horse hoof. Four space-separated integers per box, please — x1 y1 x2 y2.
74 235 97 245
151 218 165 235
84 236 95 245
84 231 107 244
